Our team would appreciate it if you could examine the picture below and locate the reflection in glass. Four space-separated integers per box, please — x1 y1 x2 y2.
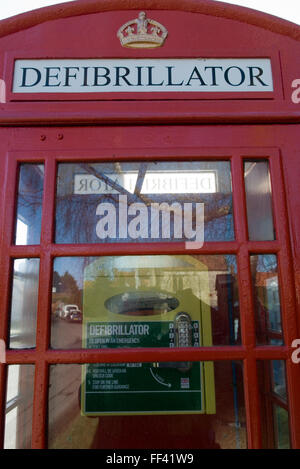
105 291 179 315
55 161 234 244
250 254 283 345
48 361 246 449
271 360 287 401
51 255 240 349
244 160 275 241
15 164 44 245
274 406 290 449
257 361 290 449
9 258 40 349
4 365 35 449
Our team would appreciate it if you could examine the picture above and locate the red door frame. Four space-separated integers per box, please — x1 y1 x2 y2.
0 138 299 449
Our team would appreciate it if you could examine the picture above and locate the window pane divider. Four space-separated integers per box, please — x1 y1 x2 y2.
232 154 262 448
4 344 290 365
31 157 56 449
8 346 247 364
8 241 282 259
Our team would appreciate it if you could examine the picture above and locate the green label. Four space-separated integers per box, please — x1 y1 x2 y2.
82 321 204 415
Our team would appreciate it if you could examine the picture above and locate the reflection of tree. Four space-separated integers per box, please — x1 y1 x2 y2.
52 270 82 308
18 190 43 214
61 272 79 294
255 254 277 273
18 165 44 214
56 163 234 243
250 255 282 344
16 165 44 244
52 271 61 290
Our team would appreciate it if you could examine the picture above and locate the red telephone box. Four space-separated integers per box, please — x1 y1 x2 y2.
0 0 299 450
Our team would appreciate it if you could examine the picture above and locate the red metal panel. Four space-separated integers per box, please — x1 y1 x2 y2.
0 0 299 42
0 2 299 125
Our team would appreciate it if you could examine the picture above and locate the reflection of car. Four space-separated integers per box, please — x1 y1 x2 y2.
68 309 82 323
60 304 82 321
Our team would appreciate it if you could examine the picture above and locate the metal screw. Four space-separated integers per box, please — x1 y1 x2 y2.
40 135 46 141
57 134 64 140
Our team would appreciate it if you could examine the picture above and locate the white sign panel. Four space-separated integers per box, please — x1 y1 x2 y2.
13 58 273 93
74 171 217 195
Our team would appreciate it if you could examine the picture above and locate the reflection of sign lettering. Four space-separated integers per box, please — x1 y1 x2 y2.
74 171 216 194
13 58 273 93
74 172 138 194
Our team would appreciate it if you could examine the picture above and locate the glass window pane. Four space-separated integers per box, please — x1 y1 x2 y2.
55 161 234 244
14 164 44 245
9 258 40 349
271 360 287 401
250 254 283 345
51 255 241 349
4 365 35 449
48 361 246 449
244 160 275 241
274 405 290 449
257 361 290 449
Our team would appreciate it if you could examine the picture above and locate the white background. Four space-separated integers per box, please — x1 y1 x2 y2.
0 0 299 25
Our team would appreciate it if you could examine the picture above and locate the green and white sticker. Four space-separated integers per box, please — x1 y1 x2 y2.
81 321 204 415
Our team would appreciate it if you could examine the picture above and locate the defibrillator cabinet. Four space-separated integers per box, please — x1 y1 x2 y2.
81 255 216 415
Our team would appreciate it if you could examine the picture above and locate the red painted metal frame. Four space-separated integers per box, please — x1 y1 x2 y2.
0 144 299 449
0 0 299 42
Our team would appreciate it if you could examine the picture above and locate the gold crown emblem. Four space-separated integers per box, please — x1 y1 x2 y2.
117 11 168 49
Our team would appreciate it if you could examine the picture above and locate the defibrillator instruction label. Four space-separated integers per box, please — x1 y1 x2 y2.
82 321 204 415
